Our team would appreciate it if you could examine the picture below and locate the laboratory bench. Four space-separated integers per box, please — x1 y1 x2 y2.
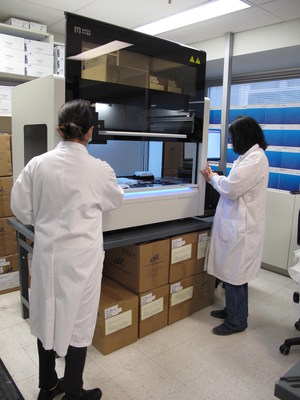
7 215 212 319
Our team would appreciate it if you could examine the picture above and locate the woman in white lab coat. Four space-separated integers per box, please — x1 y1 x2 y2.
11 99 124 400
201 116 269 336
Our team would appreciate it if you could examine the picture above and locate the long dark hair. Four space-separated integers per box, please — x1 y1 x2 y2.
229 116 267 155
57 99 93 140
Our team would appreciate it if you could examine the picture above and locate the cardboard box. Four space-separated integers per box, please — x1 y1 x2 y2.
163 142 183 171
0 176 13 217
0 33 25 51
0 100 11 115
25 52 54 67
5 18 30 29
104 238 170 293
0 253 18 274
0 48 25 64
25 40 53 55
168 272 215 325
0 217 18 257
169 231 198 283
0 134 12 176
0 85 12 101
25 64 53 78
92 277 138 355
196 229 210 270
29 22 47 33
193 272 215 313
138 284 169 338
54 45 65 59
0 61 25 76
0 271 19 295
149 75 167 91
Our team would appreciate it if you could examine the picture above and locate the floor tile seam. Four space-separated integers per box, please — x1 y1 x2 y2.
84 354 112 383
102 378 136 400
143 330 208 362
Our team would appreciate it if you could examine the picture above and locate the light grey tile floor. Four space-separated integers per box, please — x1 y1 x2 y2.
1 268 300 400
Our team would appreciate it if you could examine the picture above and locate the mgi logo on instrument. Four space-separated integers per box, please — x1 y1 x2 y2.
74 26 91 36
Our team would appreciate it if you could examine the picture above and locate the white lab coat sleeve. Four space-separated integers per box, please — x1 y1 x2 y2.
11 164 34 226
98 162 124 211
210 156 260 200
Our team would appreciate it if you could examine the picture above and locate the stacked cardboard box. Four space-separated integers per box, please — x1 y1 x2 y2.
104 238 170 339
0 133 19 294
168 230 214 325
92 277 139 355
0 33 25 76
25 39 53 78
96 230 214 354
0 85 13 115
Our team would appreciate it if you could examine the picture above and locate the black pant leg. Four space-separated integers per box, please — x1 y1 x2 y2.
64 345 87 400
37 339 58 389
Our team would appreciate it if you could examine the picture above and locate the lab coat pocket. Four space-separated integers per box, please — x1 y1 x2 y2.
219 218 239 242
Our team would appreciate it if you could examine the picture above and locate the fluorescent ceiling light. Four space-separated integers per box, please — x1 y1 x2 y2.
135 0 251 35
67 40 132 61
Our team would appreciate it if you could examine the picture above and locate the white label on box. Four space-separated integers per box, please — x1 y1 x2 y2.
104 304 122 319
0 258 10 267
105 310 132 335
172 238 186 249
170 286 194 306
197 233 209 259
141 293 155 306
141 297 163 320
170 282 182 294
171 244 192 264
0 271 19 291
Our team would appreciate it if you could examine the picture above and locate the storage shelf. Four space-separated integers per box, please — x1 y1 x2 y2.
0 22 49 40
0 72 35 84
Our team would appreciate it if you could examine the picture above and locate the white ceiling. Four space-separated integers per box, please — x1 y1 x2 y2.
0 0 299 79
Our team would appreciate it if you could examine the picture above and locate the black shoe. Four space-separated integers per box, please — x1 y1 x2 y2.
212 323 245 336
38 378 64 400
210 309 227 319
62 388 102 400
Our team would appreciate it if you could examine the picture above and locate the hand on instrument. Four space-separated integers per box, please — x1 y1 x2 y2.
200 162 217 182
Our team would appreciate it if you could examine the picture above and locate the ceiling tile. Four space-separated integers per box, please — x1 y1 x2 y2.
259 0 300 20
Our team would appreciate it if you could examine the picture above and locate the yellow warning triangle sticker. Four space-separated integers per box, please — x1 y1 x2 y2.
190 56 195 63
196 57 200 64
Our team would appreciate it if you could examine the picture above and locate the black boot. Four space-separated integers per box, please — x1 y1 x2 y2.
37 378 64 400
62 387 102 400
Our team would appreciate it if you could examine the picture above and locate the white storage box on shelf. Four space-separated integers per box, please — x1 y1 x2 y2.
5 18 30 29
0 47 25 64
25 39 53 55
25 52 54 67
25 64 53 78
0 86 12 101
0 62 24 75
0 100 11 114
29 21 47 33
0 33 24 50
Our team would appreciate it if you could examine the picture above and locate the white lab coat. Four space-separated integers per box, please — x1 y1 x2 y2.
205 144 269 285
11 141 124 356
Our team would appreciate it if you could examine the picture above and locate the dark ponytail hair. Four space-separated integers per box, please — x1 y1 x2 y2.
57 99 93 140
229 115 267 155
